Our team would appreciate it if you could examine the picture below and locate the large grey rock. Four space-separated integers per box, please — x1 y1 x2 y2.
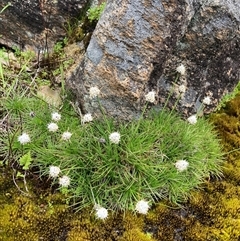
0 0 89 52
67 0 240 120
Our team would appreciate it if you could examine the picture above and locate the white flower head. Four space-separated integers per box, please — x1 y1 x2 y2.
95 206 108 220
203 96 211 105
175 160 189 172
61 131 72 141
47 122 59 132
82 113 93 124
51 112 61 122
18 133 31 145
179 84 186 93
135 200 150 215
89 86 100 99
59 175 70 187
99 137 106 143
187 115 197 125
145 91 155 103
109 132 121 144
176 64 186 75
49 166 61 178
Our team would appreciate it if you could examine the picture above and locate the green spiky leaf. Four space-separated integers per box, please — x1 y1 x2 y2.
19 151 32 170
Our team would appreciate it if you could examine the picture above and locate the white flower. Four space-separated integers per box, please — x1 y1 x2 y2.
99 137 106 143
89 86 100 99
18 133 31 145
82 113 93 123
176 64 186 75
51 112 61 122
187 115 197 125
175 160 189 172
29 111 35 117
95 206 108 220
145 91 155 103
109 132 121 144
49 166 61 178
203 96 211 105
179 85 186 93
47 122 59 132
135 200 150 214
59 175 70 187
61 131 72 141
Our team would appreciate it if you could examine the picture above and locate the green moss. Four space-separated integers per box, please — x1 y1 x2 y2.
119 229 156 241
0 167 70 240
183 180 240 241
179 108 240 240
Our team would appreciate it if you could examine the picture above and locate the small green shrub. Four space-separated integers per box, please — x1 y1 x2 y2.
1 86 223 214
217 80 240 110
0 47 37 98
87 2 106 22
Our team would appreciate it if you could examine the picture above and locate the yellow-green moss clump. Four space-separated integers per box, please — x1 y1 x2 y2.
0 172 69 241
1 95 240 241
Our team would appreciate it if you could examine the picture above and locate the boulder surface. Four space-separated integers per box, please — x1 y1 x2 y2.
0 0 89 52
67 0 240 120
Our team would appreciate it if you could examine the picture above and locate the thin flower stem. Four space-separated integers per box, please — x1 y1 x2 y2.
23 171 29 193
163 75 179 110
12 168 31 197
7 122 20 165
170 92 183 114
18 111 24 155
97 97 111 131
89 182 97 206
133 103 148 134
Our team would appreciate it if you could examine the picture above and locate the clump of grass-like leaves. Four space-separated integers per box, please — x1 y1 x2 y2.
1 90 223 214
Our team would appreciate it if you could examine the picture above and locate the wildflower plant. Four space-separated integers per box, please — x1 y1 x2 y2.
187 114 197 125
0 49 224 217
18 133 31 145
87 2 106 22
135 200 150 214
49 166 61 178
95 205 108 220
176 64 186 75
1 86 223 215
203 96 211 105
